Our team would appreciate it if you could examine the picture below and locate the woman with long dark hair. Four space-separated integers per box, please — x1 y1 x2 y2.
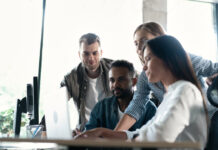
115 22 218 131
133 35 208 146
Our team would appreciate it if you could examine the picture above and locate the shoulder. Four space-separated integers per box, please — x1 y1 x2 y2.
188 53 207 67
188 53 201 61
64 63 83 79
100 58 113 68
168 80 202 104
171 80 199 93
101 58 113 64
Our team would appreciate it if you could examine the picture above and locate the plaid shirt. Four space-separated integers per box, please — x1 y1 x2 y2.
125 53 218 120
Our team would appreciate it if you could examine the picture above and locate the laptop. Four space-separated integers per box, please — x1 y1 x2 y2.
44 87 72 140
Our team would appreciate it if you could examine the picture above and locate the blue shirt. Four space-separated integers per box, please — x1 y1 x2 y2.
125 53 218 120
85 96 156 131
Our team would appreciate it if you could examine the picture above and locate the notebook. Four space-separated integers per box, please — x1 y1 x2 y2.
44 87 72 140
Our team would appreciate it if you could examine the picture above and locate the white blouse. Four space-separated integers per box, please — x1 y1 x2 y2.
126 80 207 148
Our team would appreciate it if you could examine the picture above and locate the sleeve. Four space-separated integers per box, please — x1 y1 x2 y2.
60 78 66 87
137 85 197 142
124 71 151 121
189 53 218 77
85 102 101 131
60 75 72 100
123 130 140 140
142 101 157 124
61 71 77 99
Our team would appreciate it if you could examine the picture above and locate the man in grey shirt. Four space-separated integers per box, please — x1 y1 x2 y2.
61 33 113 131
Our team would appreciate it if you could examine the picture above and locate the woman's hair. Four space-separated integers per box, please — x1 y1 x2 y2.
134 22 165 37
134 22 165 65
147 35 209 131
147 35 200 90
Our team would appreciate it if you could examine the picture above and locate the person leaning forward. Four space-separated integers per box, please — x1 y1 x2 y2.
61 33 113 131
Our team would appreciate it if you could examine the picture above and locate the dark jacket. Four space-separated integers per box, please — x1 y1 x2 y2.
85 96 156 131
61 58 113 131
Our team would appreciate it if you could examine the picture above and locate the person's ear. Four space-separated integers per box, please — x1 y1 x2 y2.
132 77 137 87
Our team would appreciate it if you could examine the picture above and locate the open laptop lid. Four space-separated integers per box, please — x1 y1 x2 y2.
44 87 72 140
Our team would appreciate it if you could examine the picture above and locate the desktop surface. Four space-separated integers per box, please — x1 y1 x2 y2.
0 138 201 150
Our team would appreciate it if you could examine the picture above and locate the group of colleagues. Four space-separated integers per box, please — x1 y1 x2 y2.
60 22 218 149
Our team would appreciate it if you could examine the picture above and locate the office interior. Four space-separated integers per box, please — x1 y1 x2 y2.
0 0 218 149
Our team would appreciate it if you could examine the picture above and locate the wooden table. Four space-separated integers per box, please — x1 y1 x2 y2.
0 138 201 150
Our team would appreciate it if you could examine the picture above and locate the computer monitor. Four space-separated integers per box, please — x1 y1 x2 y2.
13 97 27 137
28 77 39 125
13 77 39 137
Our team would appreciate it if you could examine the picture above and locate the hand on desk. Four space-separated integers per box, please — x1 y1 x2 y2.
72 128 81 137
74 128 104 140
74 128 127 140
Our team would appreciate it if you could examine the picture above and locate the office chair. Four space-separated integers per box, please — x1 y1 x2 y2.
205 76 218 150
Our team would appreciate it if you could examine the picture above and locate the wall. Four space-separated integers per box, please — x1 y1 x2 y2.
143 0 167 30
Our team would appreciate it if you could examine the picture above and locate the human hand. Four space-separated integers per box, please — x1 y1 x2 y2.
206 73 218 85
74 128 113 140
74 128 103 140
72 128 81 137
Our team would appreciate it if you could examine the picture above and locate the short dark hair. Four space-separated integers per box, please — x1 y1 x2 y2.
79 33 101 47
110 60 135 77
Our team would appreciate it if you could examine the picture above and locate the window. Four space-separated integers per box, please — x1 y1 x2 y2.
167 0 218 62
0 0 43 137
0 0 142 135
36 0 143 129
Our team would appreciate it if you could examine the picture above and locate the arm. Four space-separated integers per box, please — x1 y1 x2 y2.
60 74 73 101
136 83 200 142
65 87 71 100
114 114 136 131
115 71 151 131
189 53 218 77
115 101 156 131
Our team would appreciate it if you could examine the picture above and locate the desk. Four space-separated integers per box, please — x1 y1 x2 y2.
0 138 201 150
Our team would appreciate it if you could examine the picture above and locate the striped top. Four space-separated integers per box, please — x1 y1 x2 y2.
125 53 218 120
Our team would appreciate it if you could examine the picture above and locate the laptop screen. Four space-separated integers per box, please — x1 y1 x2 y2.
44 88 72 140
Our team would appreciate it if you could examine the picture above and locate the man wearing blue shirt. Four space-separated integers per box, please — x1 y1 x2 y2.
85 60 156 131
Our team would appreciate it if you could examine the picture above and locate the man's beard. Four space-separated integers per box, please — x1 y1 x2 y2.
112 87 132 99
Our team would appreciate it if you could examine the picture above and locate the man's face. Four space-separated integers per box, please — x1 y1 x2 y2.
109 67 133 99
79 42 102 72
